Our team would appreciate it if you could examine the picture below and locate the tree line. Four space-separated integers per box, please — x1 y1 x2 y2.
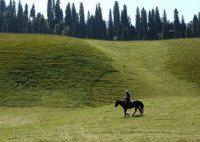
0 0 200 40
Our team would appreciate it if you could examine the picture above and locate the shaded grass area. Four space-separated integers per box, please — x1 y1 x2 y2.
0 96 200 142
167 38 200 86
0 34 116 107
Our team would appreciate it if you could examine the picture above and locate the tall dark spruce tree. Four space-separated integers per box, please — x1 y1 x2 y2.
108 9 114 39
148 10 155 39
120 4 129 40
180 16 186 38
30 4 36 33
113 1 120 39
198 12 200 37
94 3 105 39
30 4 35 18
6 0 15 32
71 3 80 37
55 0 61 24
64 2 71 35
0 0 6 32
87 11 95 38
47 0 54 33
23 3 28 32
79 2 85 38
154 7 161 39
140 7 148 40
135 7 141 39
173 8 180 38
54 0 64 34
17 0 23 32
192 14 198 37
161 9 169 39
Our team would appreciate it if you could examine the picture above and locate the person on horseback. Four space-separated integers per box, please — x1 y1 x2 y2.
124 90 131 107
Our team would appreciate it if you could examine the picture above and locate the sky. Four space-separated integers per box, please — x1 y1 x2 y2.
5 0 200 24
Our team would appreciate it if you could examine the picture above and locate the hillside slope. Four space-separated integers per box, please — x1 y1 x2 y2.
86 38 200 99
1 34 200 107
0 34 117 107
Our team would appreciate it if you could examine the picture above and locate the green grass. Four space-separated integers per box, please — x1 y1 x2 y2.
0 34 116 107
0 96 200 142
167 39 200 85
0 34 200 141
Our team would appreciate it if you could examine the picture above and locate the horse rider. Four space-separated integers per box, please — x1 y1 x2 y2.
124 90 131 107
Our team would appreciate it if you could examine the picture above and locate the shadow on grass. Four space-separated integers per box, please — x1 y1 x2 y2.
121 115 145 119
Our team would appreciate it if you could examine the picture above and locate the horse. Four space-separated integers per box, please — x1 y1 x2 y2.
115 100 144 117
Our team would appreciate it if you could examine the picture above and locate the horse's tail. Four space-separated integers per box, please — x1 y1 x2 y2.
141 102 144 115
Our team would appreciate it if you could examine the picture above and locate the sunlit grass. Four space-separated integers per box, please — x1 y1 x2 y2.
0 96 200 142
0 34 200 141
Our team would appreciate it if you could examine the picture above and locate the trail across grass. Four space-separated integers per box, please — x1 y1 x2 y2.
0 34 200 141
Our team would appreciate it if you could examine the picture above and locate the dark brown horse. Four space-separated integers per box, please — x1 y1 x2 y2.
115 100 144 117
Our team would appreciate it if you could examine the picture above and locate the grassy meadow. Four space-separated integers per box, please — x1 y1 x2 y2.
0 34 200 141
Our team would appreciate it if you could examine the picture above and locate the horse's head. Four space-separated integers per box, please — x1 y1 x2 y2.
115 100 120 107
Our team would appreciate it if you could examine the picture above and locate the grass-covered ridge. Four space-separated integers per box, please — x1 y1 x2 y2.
86 39 200 99
167 38 200 86
0 34 116 107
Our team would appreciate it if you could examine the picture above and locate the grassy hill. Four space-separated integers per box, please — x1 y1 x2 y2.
0 34 200 141
0 34 117 107
86 38 200 99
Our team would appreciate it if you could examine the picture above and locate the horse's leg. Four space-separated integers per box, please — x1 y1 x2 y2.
138 107 142 116
124 109 127 117
124 109 130 117
132 107 137 116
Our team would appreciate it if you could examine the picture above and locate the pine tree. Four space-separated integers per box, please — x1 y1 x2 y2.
135 7 141 39
192 14 198 37
120 4 129 40
95 3 105 39
121 5 128 28
88 15 95 38
79 2 85 38
71 3 80 37
65 3 71 28
148 10 153 39
55 0 61 24
154 7 161 39
52 0 55 19
40 14 47 33
23 3 29 32
0 0 6 32
113 1 120 39
198 12 200 37
30 4 35 18
12 0 17 32
161 9 169 39
47 0 54 33
108 9 114 39
6 0 16 32
30 4 36 33
17 0 24 32
140 7 148 40
180 16 186 38
173 8 180 38
186 22 192 37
